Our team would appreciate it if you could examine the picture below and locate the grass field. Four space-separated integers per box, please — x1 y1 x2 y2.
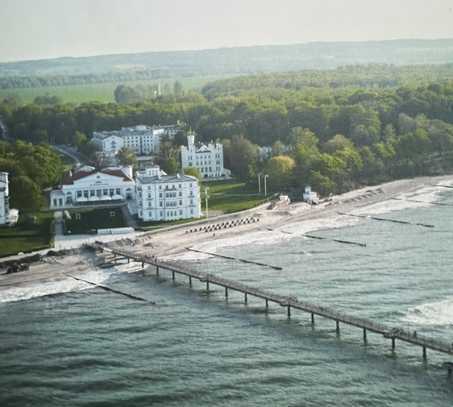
138 217 205 231
64 207 126 235
202 180 266 214
0 75 229 104
0 212 54 258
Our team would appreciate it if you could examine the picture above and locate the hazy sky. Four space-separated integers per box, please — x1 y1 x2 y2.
2 0 453 62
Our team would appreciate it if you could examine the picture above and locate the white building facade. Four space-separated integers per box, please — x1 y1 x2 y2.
136 166 201 222
0 172 10 225
50 166 135 210
92 124 180 157
180 133 229 179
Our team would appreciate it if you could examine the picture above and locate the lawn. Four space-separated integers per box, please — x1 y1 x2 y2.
201 180 267 214
0 75 231 104
64 207 126 235
138 217 204 231
0 212 54 258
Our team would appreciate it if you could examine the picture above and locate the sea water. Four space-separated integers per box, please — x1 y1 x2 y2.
1 189 453 406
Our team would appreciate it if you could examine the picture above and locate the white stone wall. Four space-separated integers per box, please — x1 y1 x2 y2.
0 172 9 225
93 125 178 157
136 170 201 222
181 134 226 179
50 172 135 210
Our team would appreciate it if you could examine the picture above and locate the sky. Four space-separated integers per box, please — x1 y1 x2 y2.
1 0 453 62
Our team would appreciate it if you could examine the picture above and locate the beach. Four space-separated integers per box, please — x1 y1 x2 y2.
1 174 452 303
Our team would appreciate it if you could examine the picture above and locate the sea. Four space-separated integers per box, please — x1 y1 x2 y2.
1 186 453 406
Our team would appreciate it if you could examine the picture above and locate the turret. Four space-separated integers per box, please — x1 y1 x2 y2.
187 132 195 149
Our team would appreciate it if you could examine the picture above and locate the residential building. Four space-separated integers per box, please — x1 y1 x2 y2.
180 132 229 179
92 124 181 157
136 166 201 222
49 166 135 209
0 172 10 225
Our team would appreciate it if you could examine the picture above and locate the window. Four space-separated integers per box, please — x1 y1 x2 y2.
116 188 121 195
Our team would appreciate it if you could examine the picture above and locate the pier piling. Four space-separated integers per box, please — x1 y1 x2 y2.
92 244 453 367
172 271 175 281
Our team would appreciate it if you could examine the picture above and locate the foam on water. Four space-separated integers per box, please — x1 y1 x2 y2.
0 267 111 303
402 298 453 326
354 185 443 215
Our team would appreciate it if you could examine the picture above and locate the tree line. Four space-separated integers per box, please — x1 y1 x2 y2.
0 141 64 212
1 71 453 198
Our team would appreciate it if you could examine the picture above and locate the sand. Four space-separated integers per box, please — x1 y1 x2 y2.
1 174 452 302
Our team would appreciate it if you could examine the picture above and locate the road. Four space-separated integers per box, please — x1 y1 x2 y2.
52 145 84 166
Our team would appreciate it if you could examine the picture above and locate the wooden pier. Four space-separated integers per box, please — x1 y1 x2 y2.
93 243 453 368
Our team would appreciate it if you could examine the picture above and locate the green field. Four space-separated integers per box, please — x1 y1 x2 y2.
64 207 126 234
0 75 228 104
202 180 266 214
138 217 205 231
0 212 54 258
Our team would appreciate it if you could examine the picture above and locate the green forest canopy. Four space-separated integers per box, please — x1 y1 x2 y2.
1 63 453 197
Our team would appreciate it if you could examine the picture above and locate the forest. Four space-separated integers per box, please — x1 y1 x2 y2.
0 141 64 211
1 63 453 199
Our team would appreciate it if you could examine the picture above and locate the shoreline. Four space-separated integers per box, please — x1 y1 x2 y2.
1 174 452 303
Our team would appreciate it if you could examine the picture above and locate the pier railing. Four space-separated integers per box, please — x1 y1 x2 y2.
93 243 453 360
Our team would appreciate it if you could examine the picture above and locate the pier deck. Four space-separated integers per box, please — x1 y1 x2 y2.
93 243 453 361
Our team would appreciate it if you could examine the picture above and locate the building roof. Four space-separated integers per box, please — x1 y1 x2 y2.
61 168 133 185
137 174 197 184
93 124 180 140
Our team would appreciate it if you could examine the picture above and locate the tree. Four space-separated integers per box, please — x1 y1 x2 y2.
10 175 43 212
183 167 201 181
117 147 137 167
265 155 295 191
173 81 184 97
323 134 353 153
224 135 259 180
114 84 143 104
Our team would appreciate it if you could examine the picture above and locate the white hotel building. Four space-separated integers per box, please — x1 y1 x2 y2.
92 125 180 157
49 166 135 209
136 166 201 222
180 133 229 179
0 172 10 225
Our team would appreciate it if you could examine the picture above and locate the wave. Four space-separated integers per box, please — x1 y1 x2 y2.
402 298 453 326
0 268 110 304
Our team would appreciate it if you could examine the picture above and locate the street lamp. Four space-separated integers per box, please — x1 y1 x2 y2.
257 173 262 194
264 174 269 197
204 186 210 218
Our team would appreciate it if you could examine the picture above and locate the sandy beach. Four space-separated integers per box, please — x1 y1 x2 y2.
1 174 452 303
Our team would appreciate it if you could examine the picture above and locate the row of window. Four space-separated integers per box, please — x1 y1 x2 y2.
76 188 122 198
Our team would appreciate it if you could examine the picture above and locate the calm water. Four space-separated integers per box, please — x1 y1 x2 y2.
2 192 453 406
